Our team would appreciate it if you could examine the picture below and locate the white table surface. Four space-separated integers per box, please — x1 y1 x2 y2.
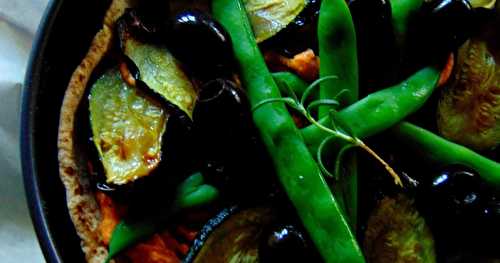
0 0 49 262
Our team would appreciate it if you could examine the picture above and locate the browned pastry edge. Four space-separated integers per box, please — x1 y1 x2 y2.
57 0 134 262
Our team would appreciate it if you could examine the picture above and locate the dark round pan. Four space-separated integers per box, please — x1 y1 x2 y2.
21 0 113 262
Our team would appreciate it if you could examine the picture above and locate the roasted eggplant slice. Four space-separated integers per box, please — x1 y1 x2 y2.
185 206 320 263
437 38 500 151
89 68 167 185
187 206 276 263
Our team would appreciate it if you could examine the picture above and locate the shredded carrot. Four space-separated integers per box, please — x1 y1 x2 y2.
285 49 320 81
96 191 121 245
438 53 454 87
265 49 320 81
126 234 180 263
159 231 191 256
160 232 182 252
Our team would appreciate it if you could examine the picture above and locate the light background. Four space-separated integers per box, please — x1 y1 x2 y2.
0 0 49 262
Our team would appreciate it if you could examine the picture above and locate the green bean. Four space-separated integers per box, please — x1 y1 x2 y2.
389 122 500 187
318 0 359 111
173 172 219 210
302 66 440 153
272 71 309 98
105 172 219 262
391 0 425 63
212 0 365 261
318 0 360 229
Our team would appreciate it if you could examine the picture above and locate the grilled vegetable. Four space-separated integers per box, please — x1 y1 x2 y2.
186 207 275 262
437 38 500 151
89 68 167 185
364 194 436 263
244 0 307 43
185 206 320 263
118 11 197 118
213 0 365 261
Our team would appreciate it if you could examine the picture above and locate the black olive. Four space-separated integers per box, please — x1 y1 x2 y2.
193 79 253 156
483 195 500 217
168 10 234 79
417 164 500 259
193 80 252 185
406 0 474 66
427 164 485 218
348 0 398 93
479 195 500 255
259 224 319 263
160 103 196 170
424 0 473 46
193 79 275 201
